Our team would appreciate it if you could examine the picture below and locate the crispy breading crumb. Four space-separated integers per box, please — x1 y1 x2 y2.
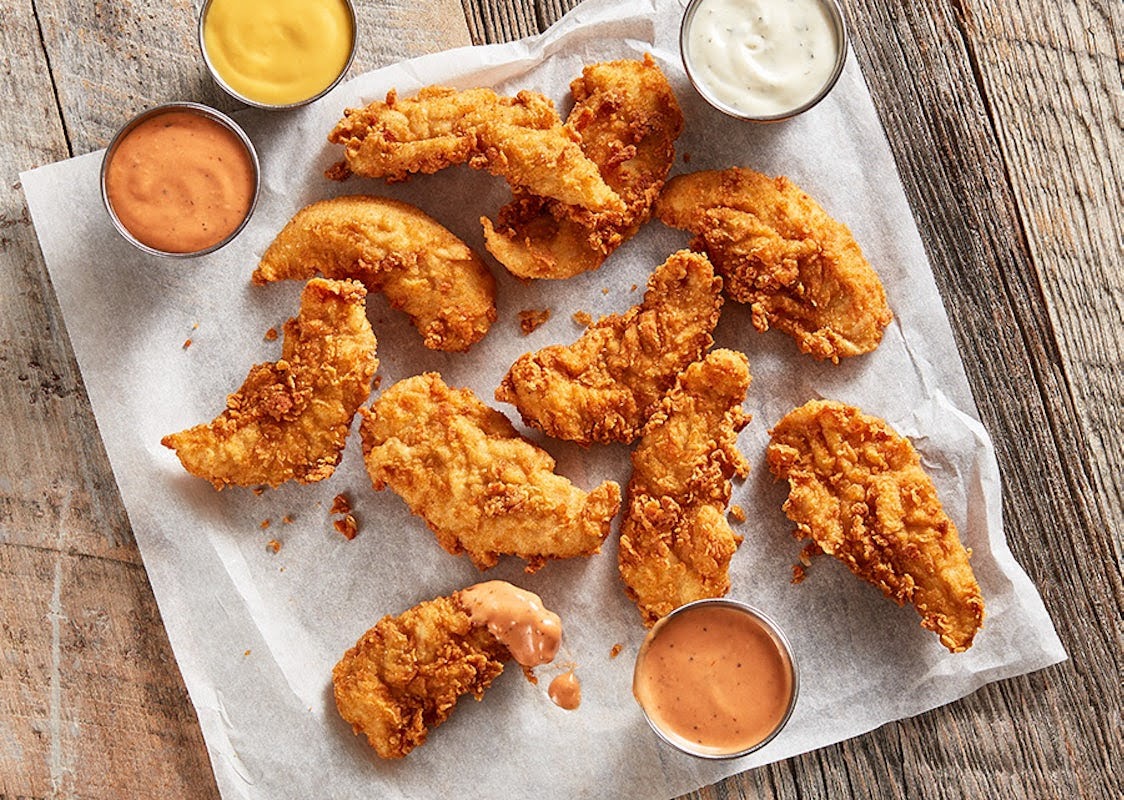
518 308 551 334
243 649 251 657
792 564 806 584
683 152 691 164
601 287 610 295
729 504 746 523
630 284 638 292
252 486 265 496
267 539 281 553
264 327 279 341
373 374 382 390
260 519 271 529
571 310 593 327
609 643 623 660
182 338 192 349
334 514 359 540
281 515 294 525
330 493 351 515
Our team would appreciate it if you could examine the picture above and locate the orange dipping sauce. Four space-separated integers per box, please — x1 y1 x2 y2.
633 601 797 757
103 107 257 254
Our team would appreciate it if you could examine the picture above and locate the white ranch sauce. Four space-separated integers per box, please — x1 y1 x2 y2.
685 0 840 117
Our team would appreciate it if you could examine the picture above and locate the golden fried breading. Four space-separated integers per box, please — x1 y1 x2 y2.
656 168 892 362
161 279 377 489
333 594 510 759
482 56 683 279
495 250 722 445
359 373 621 571
253 196 496 352
766 400 984 652
329 86 625 215
618 350 752 626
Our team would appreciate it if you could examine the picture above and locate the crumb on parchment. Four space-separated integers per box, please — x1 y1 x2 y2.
609 643 623 659
267 539 281 553
518 308 551 334
252 486 265 496
334 514 359 540
571 310 592 327
260 519 271 529
282 515 294 525
330 493 351 516
182 338 192 349
729 504 746 523
264 327 279 341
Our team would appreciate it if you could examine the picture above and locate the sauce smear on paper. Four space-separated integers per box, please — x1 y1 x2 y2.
548 670 581 710
633 603 795 755
104 110 255 253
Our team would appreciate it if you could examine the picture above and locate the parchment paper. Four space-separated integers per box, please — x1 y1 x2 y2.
21 0 1065 797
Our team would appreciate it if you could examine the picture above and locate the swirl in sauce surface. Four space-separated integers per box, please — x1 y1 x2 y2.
633 603 795 755
685 0 840 117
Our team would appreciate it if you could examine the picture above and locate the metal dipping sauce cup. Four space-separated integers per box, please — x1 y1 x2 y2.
633 598 799 760
100 102 261 258
198 0 358 110
680 0 848 122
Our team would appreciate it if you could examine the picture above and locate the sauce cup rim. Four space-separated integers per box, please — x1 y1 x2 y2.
100 102 261 259
679 0 849 122
197 0 358 111
633 597 800 760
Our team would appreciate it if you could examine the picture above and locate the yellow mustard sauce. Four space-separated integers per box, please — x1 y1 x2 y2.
203 0 353 106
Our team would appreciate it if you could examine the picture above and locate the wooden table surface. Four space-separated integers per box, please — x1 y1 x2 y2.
1 0 1119 798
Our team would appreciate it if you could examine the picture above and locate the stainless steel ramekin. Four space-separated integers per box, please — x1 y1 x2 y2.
633 598 799 760
198 0 358 110
680 0 848 122
100 102 260 258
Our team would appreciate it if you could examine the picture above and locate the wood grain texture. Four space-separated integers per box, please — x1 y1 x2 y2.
1 0 1119 798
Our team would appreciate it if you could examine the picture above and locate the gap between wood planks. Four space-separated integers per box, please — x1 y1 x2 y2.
29 1 73 158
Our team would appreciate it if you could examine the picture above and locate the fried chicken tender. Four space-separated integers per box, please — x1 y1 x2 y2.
359 373 621 571
766 400 984 652
161 279 378 489
495 250 722 445
482 56 683 279
332 593 509 759
329 86 625 215
656 168 892 362
252 196 495 352
619 350 752 626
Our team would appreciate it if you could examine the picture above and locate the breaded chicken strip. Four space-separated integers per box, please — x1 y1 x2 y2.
482 56 683 279
766 400 984 652
360 373 621 571
253 196 496 352
333 581 562 759
619 350 752 626
329 86 625 215
495 250 722 446
656 168 892 362
161 279 377 489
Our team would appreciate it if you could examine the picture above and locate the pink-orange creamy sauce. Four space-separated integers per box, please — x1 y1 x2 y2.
633 604 794 755
458 581 562 668
548 670 582 710
104 110 255 253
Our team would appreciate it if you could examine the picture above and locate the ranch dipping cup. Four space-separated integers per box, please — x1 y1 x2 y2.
680 0 848 122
